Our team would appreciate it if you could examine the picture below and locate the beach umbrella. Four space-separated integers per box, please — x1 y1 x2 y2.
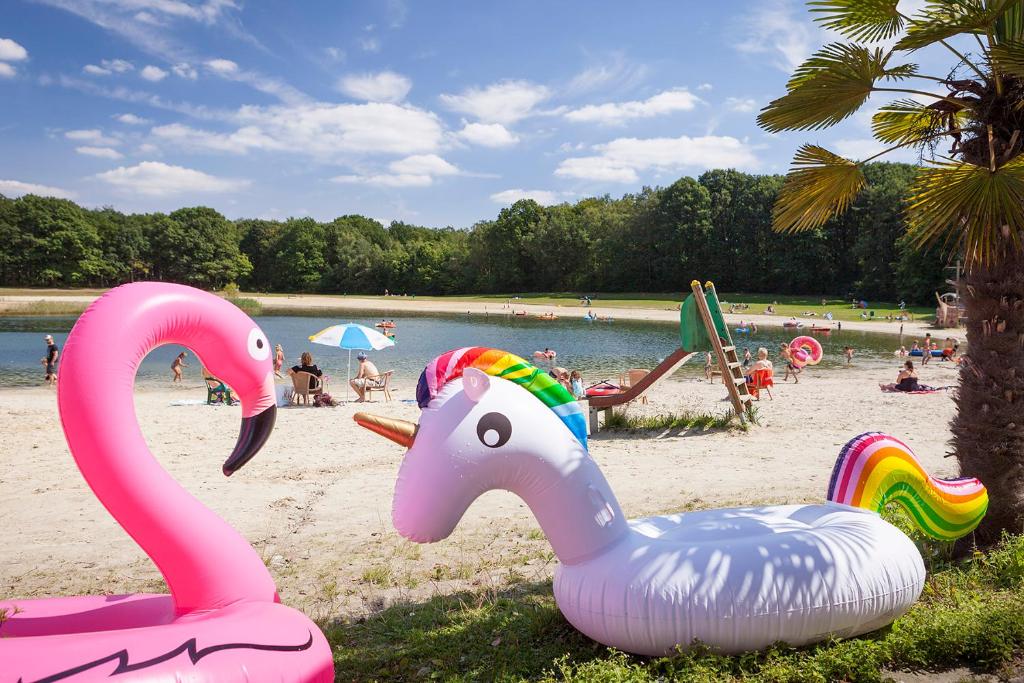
309 323 395 402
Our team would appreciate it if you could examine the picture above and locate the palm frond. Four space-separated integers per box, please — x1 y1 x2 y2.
990 39 1024 79
897 0 1016 50
906 156 1024 266
758 43 917 132
995 0 1024 43
808 0 904 43
872 98 961 145
772 145 866 233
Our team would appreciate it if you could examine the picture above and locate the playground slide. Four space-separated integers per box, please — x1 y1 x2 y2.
586 348 694 409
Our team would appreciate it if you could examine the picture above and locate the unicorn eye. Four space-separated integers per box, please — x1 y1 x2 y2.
476 412 511 449
247 328 270 361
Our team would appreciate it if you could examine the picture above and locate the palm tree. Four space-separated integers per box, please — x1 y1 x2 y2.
758 0 1024 545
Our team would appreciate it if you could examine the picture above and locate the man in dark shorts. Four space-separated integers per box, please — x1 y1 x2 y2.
43 334 59 386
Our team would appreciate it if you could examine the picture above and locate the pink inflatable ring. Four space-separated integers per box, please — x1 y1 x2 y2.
790 335 824 368
1 283 332 682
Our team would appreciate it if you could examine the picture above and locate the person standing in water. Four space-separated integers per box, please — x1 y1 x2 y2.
171 351 188 382
42 334 59 387
274 344 285 378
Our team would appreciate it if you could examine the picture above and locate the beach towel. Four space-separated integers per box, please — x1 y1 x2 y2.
880 385 949 394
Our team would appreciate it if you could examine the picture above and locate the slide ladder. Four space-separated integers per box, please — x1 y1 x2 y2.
690 280 752 418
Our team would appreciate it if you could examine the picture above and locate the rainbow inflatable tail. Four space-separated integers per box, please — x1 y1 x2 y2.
827 432 988 541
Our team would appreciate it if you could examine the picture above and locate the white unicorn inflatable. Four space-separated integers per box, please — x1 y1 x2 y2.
356 347 987 656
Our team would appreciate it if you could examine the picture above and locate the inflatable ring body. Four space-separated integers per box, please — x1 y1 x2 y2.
554 503 924 655
790 336 823 366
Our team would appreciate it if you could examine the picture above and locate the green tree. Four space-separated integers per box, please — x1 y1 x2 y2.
758 0 1024 544
149 207 251 287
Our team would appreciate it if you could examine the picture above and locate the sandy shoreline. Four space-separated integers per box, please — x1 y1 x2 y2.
1 362 963 619
0 290 939 338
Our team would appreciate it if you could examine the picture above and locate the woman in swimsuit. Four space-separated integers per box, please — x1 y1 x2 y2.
780 343 801 383
880 360 935 392
171 351 188 382
274 344 285 378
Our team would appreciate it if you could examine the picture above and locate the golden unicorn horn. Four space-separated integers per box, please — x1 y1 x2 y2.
354 412 417 448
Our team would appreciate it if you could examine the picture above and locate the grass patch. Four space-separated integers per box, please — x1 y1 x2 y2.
361 565 394 587
324 534 1024 681
602 408 752 433
0 300 89 316
271 291 934 324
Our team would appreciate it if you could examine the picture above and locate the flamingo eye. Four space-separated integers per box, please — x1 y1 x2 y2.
476 412 512 448
247 328 270 361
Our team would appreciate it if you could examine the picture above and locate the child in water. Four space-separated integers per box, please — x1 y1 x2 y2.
844 346 854 365
171 351 188 382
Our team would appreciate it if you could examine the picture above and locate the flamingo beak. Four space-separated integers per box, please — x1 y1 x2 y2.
223 404 277 476
354 412 417 449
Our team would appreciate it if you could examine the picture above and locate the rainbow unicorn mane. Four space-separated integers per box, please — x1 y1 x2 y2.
416 347 588 448
827 432 988 541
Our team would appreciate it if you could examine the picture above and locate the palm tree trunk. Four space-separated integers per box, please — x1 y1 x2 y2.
952 251 1024 546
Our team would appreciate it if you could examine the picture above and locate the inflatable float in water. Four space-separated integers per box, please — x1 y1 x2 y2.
355 347 987 656
1 283 333 682
909 349 944 357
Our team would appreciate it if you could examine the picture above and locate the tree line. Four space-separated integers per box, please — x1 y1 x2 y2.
0 162 950 303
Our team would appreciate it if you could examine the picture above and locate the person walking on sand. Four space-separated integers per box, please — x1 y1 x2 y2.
780 342 801 383
171 351 188 382
922 333 932 365
42 334 59 387
273 344 285 378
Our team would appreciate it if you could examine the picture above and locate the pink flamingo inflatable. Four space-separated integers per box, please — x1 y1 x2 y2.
0 283 333 682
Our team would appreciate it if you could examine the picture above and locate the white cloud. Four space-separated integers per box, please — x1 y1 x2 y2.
457 122 519 148
440 80 550 124
697 83 713 91
104 58 134 73
94 161 249 196
735 0 820 73
0 179 75 199
116 113 150 125
323 47 346 63
565 53 649 96
359 37 380 53
205 58 238 75
171 62 197 79
0 38 28 62
556 134 760 183
0 63 15 79
133 10 163 25
336 71 411 103
725 97 758 113
86 58 134 75
332 154 460 188
65 129 121 146
149 102 446 158
76 146 124 159
389 154 459 176
564 88 701 125
490 189 563 205
140 65 167 81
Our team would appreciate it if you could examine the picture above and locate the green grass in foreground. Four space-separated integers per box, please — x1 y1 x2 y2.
601 406 759 433
324 530 1024 682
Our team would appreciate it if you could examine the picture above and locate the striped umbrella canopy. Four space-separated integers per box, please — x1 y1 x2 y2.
309 323 395 402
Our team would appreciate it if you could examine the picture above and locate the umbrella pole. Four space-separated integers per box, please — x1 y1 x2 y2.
346 349 352 403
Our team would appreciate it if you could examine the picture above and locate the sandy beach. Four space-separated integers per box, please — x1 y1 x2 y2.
0 290 937 338
1 361 963 620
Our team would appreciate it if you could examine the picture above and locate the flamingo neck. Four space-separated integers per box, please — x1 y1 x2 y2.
57 286 275 614
495 447 629 566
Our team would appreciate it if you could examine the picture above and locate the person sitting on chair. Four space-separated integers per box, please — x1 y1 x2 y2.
288 351 323 391
350 352 384 403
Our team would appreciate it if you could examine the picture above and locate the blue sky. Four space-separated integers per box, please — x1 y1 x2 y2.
1 0 950 227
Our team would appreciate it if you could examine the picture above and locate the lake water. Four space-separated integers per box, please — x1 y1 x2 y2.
0 310 917 388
